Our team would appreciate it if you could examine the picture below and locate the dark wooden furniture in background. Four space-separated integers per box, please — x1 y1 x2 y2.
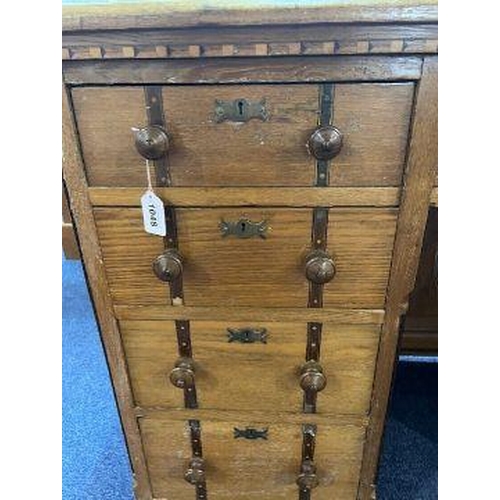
400 207 438 354
62 2 438 498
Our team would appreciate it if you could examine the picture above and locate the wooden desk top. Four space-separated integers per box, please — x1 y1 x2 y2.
62 0 438 31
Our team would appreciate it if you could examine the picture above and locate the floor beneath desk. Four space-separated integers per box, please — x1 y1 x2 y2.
62 257 437 500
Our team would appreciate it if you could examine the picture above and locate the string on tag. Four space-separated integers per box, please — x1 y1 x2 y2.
145 159 153 191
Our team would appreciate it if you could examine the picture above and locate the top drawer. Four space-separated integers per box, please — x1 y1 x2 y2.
72 83 413 187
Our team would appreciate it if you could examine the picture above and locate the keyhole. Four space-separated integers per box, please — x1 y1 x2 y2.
241 222 246 232
238 100 244 116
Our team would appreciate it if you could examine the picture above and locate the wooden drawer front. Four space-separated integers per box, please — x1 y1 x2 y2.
140 415 365 500
122 321 380 415
94 207 397 308
72 83 413 187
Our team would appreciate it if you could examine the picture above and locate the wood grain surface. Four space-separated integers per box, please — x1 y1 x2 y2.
71 87 146 187
140 414 366 499
62 23 438 49
122 320 381 415
358 56 438 499
332 83 414 186
114 305 385 324
162 85 316 186
62 2 438 32
62 223 80 260
430 186 438 206
88 187 401 207
62 85 153 499
62 182 80 259
63 56 422 86
93 207 397 308
134 407 369 427
73 83 413 188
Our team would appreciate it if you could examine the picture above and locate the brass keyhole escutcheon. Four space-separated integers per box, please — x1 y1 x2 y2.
219 218 268 239
233 427 269 440
214 98 269 123
227 327 268 344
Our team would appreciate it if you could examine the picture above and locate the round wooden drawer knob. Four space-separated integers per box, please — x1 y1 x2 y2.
169 357 195 389
304 250 336 285
152 249 183 282
133 125 170 160
300 360 327 394
308 126 343 160
296 460 320 490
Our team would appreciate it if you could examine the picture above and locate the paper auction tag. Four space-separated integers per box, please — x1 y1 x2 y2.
141 189 166 236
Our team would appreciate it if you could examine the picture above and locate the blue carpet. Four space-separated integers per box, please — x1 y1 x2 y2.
62 257 134 500
62 256 437 499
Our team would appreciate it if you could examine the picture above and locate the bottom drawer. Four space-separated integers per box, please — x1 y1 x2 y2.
140 413 365 499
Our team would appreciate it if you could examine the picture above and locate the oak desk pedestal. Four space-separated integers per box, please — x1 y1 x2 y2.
62 2 438 498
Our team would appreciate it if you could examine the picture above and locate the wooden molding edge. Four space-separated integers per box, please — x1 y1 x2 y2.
114 305 385 324
63 55 423 85
134 407 370 427
62 36 437 61
88 187 401 208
